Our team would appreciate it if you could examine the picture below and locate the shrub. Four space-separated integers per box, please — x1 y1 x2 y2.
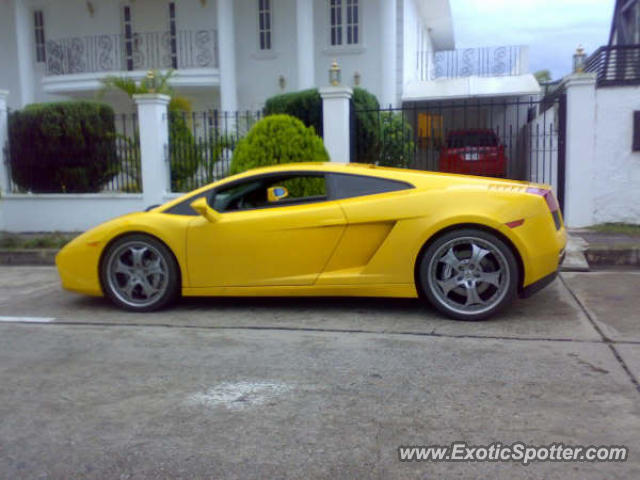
351 87 380 164
263 87 380 163
168 112 201 192
377 112 415 168
230 114 329 175
264 89 323 136
8 101 118 193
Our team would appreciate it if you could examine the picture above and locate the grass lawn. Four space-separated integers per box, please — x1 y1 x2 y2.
0 232 78 250
588 223 640 235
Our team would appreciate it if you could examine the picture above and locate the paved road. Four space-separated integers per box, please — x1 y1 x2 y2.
1 267 639 479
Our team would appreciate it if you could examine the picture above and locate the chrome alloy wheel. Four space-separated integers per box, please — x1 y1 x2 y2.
427 236 510 316
105 241 169 308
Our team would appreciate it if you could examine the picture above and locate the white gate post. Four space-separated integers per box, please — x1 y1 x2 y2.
319 86 353 163
133 94 171 207
561 73 597 227
0 90 10 195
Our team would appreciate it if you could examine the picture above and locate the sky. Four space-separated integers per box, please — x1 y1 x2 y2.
450 0 616 80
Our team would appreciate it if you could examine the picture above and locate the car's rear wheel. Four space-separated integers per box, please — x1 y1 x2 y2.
418 228 518 321
100 234 179 312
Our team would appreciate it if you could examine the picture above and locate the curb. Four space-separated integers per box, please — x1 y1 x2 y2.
584 246 640 268
0 249 58 266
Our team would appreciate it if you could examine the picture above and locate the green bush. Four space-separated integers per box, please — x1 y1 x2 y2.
264 89 323 136
263 87 380 163
377 112 415 168
230 114 329 175
168 112 201 192
351 87 380 164
8 102 118 193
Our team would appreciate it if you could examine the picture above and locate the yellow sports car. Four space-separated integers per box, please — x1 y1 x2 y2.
56 163 566 321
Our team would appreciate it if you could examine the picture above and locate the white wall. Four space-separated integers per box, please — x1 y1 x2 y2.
592 86 640 224
234 0 298 111
402 0 433 87
0 194 147 232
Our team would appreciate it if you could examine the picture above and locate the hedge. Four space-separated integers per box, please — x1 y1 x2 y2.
264 87 380 163
264 89 323 136
8 101 118 193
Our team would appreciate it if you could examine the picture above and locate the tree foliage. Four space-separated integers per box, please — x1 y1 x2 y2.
534 70 552 84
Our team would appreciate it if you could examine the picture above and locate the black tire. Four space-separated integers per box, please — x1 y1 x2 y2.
100 234 180 312
418 228 518 321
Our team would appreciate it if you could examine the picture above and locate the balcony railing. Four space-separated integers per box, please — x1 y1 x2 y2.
45 29 218 76
584 45 640 86
428 46 527 80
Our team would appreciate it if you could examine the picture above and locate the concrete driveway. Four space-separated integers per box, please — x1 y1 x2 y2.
0 267 639 479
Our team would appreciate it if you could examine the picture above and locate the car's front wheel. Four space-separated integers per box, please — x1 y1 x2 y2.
418 228 518 321
100 234 179 312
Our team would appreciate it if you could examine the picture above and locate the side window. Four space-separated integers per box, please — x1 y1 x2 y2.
164 190 214 216
212 174 327 212
168 2 178 68
33 10 46 63
330 0 359 46
258 0 272 50
329 173 413 200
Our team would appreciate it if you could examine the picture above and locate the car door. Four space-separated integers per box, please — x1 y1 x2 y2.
316 172 416 286
186 172 346 287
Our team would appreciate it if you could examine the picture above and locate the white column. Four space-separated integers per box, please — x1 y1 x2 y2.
319 86 353 163
296 0 315 90
380 0 397 108
13 0 35 106
217 0 238 113
133 94 171 207
561 73 597 228
0 90 10 195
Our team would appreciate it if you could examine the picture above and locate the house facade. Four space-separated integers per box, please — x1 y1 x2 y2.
0 0 459 112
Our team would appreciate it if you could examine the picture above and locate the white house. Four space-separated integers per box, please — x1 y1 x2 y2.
0 0 544 113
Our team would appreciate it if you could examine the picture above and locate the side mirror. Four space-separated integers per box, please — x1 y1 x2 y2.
267 186 289 203
190 197 220 223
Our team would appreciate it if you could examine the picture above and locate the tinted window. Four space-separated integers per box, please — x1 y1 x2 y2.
212 174 327 212
164 192 211 216
329 173 413 200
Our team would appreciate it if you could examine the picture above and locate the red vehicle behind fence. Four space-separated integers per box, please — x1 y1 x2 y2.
439 129 506 177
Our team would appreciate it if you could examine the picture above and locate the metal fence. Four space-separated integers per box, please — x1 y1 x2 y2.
5 111 140 194
45 29 218 75
585 45 640 86
168 110 263 192
353 97 566 191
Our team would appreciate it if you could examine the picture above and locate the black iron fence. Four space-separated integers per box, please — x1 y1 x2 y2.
5 112 141 194
585 45 640 86
46 29 218 75
428 46 526 80
168 110 263 192
353 97 565 189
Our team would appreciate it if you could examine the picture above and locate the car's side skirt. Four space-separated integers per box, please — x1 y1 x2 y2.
182 284 418 298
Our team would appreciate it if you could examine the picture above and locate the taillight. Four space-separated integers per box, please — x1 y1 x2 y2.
526 187 559 212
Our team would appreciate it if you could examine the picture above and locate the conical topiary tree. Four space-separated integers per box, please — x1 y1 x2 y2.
230 114 329 174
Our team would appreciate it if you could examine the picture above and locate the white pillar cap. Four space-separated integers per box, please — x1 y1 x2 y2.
319 86 353 100
132 93 171 105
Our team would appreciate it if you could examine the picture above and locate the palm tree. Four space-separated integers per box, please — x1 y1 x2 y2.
99 69 191 115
